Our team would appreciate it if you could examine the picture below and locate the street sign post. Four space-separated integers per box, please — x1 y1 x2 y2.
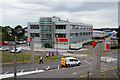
92 41 102 78
30 37 35 63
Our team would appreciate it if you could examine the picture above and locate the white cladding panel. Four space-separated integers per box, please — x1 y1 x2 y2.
34 42 41 48
54 43 68 49
70 42 82 49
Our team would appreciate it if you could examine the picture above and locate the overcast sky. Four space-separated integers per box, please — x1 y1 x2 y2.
0 0 118 28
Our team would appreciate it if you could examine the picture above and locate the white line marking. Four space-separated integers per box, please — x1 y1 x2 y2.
73 73 77 75
84 60 91 65
1 70 44 79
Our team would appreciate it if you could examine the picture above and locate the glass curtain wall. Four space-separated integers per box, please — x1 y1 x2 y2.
40 18 54 48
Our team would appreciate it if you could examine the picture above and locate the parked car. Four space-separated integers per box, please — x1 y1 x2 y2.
7 42 15 46
61 57 81 67
10 47 21 53
0 46 9 51
0 41 7 46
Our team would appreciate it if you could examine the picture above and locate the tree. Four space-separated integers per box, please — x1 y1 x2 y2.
117 26 120 44
14 25 25 39
15 25 22 30
2 26 11 41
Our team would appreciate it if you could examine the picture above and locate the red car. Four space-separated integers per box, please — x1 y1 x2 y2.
0 41 7 46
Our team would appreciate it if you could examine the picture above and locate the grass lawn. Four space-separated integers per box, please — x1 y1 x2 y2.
0 52 66 64
73 49 118 55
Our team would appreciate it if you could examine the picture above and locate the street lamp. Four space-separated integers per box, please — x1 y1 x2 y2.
56 35 59 55
7 28 25 80
117 38 120 72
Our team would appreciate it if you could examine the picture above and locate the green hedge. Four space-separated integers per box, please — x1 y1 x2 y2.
111 45 120 49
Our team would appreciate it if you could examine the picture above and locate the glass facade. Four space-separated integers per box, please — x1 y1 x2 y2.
30 33 39 37
30 25 39 29
40 18 54 48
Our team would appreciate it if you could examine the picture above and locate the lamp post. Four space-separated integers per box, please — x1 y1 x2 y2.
7 28 25 80
56 35 59 55
117 38 120 72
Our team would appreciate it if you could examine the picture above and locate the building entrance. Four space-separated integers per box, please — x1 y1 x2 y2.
45 43 52 48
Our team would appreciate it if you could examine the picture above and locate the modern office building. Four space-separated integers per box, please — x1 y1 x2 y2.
93 30 108 38
26 16 93 49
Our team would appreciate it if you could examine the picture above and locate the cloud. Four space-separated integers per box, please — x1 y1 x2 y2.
0 1 118 29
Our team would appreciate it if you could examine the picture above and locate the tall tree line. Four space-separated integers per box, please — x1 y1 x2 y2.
117 26 120 44
1 25 27 41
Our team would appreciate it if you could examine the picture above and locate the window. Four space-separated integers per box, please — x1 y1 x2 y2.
72 25 78 29
75 33 78 37
89 32 91 35
46 34 52 39
55 25 66 29
73 59 78 61
72 25 75 29
70 33 74 36
69 59 73 61
30 25 39 29
79 25 82 29
83 33 85 36
75 26 78 29
55 34 66 38
30 33 39 37
79 33 82 36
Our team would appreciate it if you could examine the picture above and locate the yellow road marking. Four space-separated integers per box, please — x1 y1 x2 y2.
80 66 117 78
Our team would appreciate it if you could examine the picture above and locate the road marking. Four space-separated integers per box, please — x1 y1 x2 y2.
80 66 117 78
84 60 91 65
73 73 77 75
1 70 44 79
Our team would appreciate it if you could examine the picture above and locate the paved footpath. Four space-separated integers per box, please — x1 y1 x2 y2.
103 69 118 78
2 60 61 74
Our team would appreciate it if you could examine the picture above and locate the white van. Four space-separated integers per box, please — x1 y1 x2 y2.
61 57 81 67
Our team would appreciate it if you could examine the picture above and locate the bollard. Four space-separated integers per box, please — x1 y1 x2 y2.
88 71 89 80
90 58 93 61
105 57 107 63
111 59 113 64
46 66 50 71
58 65 59 69
21 70 24 73
4 71 9 75
36 68 38 71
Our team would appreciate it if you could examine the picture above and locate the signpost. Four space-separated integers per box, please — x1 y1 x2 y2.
104 41 110 50
30 37 35 63
92 41 102 78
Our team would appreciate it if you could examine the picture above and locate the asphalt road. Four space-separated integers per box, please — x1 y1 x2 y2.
1 41 119 78
2 51 118 78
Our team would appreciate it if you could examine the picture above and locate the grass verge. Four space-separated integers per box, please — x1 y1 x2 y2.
0 52 66 64
73 49 118 55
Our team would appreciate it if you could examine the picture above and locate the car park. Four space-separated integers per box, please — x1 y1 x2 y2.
0 46 9 51
61 57 81 67
10 47 21 53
